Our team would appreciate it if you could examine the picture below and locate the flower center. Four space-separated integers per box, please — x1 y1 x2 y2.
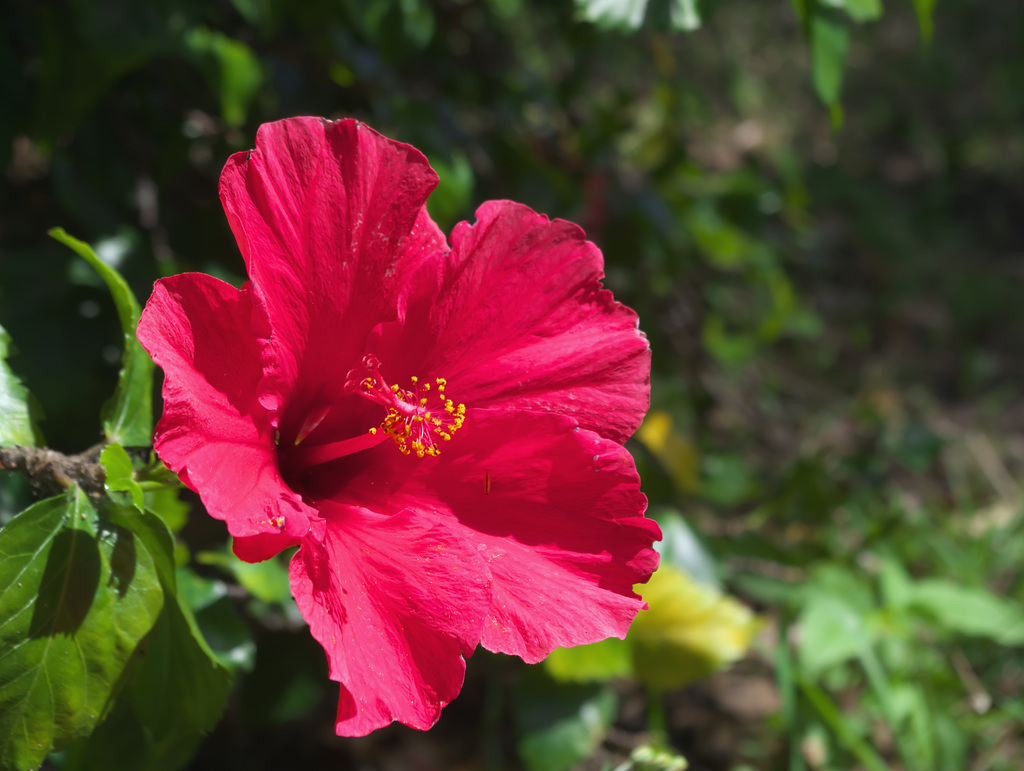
285 355 466 472
345 354 466 458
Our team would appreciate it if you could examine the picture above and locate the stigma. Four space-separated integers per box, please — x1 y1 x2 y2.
345 354 466 458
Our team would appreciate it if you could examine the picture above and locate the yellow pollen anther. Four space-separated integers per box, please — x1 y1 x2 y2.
345 355 466 459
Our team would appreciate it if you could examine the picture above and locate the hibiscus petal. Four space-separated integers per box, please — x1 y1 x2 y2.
373 200 650 444
439 414 660 661
289 505 490 735
138 273 318 549
218 117 448 437
317 410 661 664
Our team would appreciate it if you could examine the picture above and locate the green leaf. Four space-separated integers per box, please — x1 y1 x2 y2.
48 228 154 447
909 0 935 42
933 711 968 771
702 315 757 367
910 579 1024 645
575 0 648 30
100 443 144 511
625 744 689 770
184 28 263 128
176 565 255 673
227 0 266 24
65 589 233 771
0 488 163 771
426 151 474 232
810 8 850 122
198 545 293 605
700 452 758 506
652 509 720 589
398 0 436 48
797 675 889 771
176 566 229 612
515 669 617 771
62 507 230 771
688 203 752 270
62 696 201 771
192 596 256 674
0 324 42 447
824 0 882 22
804 564 875 613
105 501 176 592
879 556 914 609
798 596 873 677
544 636 632 683
670 0 700 31
144 486 190 534
128 592 233 733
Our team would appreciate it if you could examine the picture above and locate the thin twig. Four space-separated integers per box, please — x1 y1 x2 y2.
951 649 993 715
965 433 1022 503
0 445 106 499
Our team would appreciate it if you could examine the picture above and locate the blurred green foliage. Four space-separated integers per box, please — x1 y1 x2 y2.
2 0 1024 769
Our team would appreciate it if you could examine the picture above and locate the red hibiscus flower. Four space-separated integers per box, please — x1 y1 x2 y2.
137 117 661 736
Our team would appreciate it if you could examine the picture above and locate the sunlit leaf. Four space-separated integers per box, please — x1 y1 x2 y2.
104 501 176 592
184 28 263 128
824 0 883 22
575 0 647 30
193 596 256 674
804 564 875 613
910 579 1024 645
810 9 850 123
176 567 256 673
0 489 163 771
630 565 759 689
636 411 699 493
426 151 474 232
652 509 719 589
0 324 42 447
879 556 914 609
198 544 293 605
625 743 689 770
798 595 874 677
544 636 632 683
144 485 190 534
64 506 232 770
670 0 700 31
48 228 154 447
910 0 936 41
100 442 144 511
